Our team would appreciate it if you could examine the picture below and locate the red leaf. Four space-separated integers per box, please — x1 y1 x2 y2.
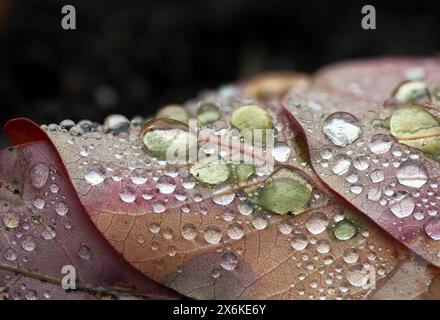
0 140 182 299
283 58 440 267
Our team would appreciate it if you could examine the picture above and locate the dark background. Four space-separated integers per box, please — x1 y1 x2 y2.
0 0 440 146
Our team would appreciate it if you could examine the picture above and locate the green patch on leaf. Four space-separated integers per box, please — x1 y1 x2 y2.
333 219 358 240
231 104 273 131
190 160 231 185
156 105 190 124
232 164 255 183
197 102 220 125
390 105 440 160
257 169 312 215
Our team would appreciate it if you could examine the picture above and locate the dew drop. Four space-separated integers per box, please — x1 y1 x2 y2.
291 233 308 251
156 176 176 194
272 142 291 162
55 201 69 216
220 252 238 271
203 226 222 245
397 162 428 188
181 223 197 240
331 155 351 176
78 244 91 260
424 217 440 240
119 186 137 203
368 134 393 154
227 223 245 240
305 212 329 235
389 191 415 218
322 112 362 147
3 212 20 229
30 162 49 189
22 236 36 251
84 164 106 186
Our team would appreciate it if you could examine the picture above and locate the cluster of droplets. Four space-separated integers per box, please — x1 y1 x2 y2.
0 157 96 299
318 110 440 243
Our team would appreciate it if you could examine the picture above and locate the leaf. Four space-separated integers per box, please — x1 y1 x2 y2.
283 58 440 268
4 81 407 300
0 141 182 300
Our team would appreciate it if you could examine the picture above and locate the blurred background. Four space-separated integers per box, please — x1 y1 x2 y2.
0 0 440 146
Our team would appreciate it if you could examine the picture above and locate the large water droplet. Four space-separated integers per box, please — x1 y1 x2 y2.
397 162 428 188
322 112 362 147
30 162 49 189
212 183 235 205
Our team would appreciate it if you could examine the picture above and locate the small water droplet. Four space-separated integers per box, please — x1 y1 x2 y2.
220 252 238 271
306 212 329 235
203 225 222 244
84 164 106 185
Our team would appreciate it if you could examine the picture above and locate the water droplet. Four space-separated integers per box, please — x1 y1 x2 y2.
252 215 268 230
305 212 329 235
368 134 392 154
389 191 415 218
333 219 357 240
42 226 56 240
331 155 351 176
152 201 166 213
343 248 359 264
278 221 293 235
197 102 221 125
397 162 428 188
370 169 384 183
156 176 176 194
3 212 20 229
84 164 106 186
130 168 148 185
78 244 91 260
220 252 238 271
320 148 333 160
424 217 440 240
322 112 362 147
55 201 69 216
30 162 49 189
149 222 161 234
353 156 369 171
212 183 235 205
291 233 308 251
316 240 330 254
346 265 370 287
33 196 45 210
22 236 36 251
181 223 197 240
203 226 222 244
103 114 130 134
119 186 137 203
272 142 291 162
227 223 244 240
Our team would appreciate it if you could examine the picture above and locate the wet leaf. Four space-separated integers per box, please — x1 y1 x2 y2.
283 58 440 268
0 142 182 300
3 66 440 300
